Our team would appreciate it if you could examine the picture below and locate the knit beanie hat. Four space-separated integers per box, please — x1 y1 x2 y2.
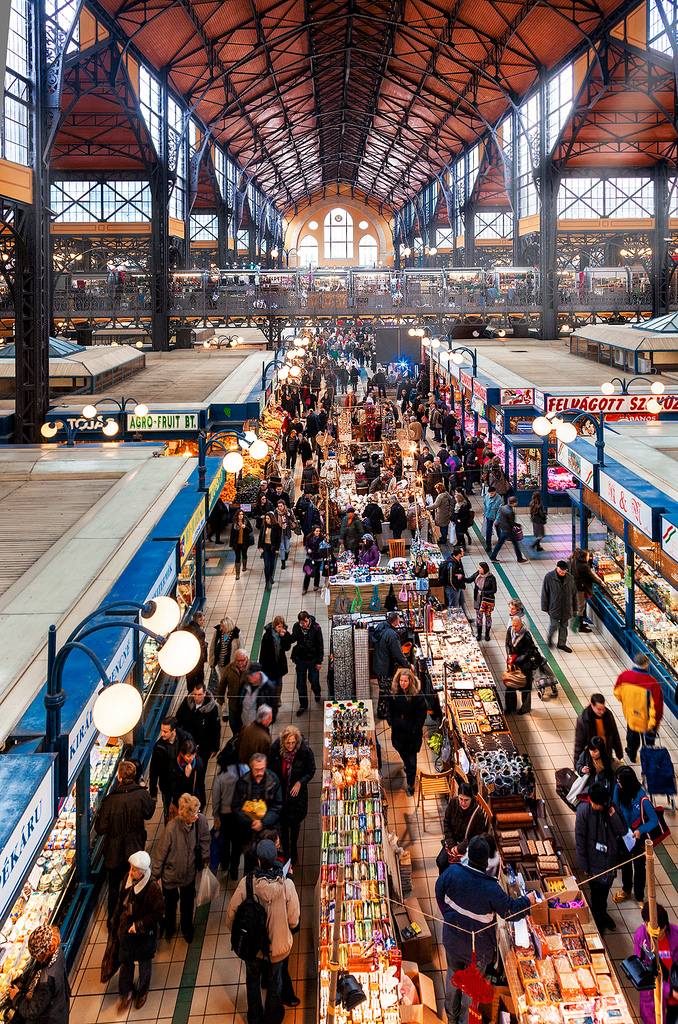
256 840 279 868
467 836 490 872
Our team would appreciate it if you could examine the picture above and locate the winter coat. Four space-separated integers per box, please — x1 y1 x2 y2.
219 659 249 708
453 500 473 532
339 513 365 551
284 434 300 457
613 784 660 837
359 541 380 567
275 507 297 539
363 501 384 535
575 800 626 884
614 669 664 733
468 570 497 610
568 554 598 595
232 769 282 833
295 495 322 536
505 627 540 677
435 862 530 965
573 705 623 765
259 623 293 681
152 813 210 889
575 749 616 795
111 872 165 963
237 721 272 766
168 753 206 808
209 624 242 669
257 521 282 551
268 737 317 823
483 492 503 522
495 504 517 535
301 465 320 493
9 947 70 1024
291 615 324 665
149 728 192 799
408 420 423 441
253 493 274 527
299 439 312 464
234 676 279 732
94 781 155 869
443 795 488 851
431 490 455 527
488 464 509 495
371 620 408 678
229 519 254 549
388 501 407 533
212 763 245 817
387 693 428 755
226 867 300 963
440 556 467 592
635 923 678 1024
541 568 576 620
176 692 221 760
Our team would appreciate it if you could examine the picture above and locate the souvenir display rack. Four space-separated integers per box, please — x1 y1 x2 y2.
318 700 402 1024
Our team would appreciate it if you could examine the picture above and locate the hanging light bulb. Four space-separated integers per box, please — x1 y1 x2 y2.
40 421 59 438
408 329 416 337
244 430 257 444
102 418 120 436
431 338 441 348
93 682 142 737
451 352 464 365
278 366 290 380
556 421 577 444
438 349 450 361
651 381 665 394
133 403 149 417
647 397 662 414
141 596 181 635
532 416 553 437
289 365 302 378
82 404 98 418
158 630 201 676
248 439 269 461
223 450 244 473
600 382 616 396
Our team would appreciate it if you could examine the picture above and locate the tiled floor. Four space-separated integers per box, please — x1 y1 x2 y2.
69 417 678 1024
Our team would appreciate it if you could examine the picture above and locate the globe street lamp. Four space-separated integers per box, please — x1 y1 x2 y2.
533 408 607 466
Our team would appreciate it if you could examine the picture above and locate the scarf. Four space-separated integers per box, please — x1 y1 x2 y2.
477 573 488 591
273 630 282 657
282 748 297 792
510 623 526 647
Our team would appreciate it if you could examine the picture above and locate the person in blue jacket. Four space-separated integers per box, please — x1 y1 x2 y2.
435 836 537 1024
613 766 659 907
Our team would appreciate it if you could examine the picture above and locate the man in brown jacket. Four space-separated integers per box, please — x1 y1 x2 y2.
237 705 273 765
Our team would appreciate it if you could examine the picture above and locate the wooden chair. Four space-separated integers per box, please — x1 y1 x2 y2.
388 539 406 559
416 766 456 832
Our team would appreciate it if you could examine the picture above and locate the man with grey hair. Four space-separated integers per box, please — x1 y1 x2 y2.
614 652 664 762
237 704 273 766
232 753 282 852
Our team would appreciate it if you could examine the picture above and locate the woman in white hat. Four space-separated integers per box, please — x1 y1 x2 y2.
109 850 165 1012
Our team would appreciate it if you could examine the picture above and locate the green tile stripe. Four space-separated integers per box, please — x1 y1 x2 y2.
471 521 678 895
171 568 272 1024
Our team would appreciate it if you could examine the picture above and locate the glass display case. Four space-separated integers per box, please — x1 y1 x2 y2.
142 637 161 696
177 551 197 617
514 445 541 492
547 444 575 500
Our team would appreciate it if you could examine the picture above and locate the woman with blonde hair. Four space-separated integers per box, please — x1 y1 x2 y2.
268 725 317 864
387 667 428 796
208 614 242 678
151 793 210 944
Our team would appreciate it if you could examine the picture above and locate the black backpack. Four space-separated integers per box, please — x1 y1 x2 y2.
230 874 269 960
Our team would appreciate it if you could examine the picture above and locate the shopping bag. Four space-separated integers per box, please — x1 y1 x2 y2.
100 931 120 983
210 825 224 872
512 524 524 542
196 867 220 906
384 584 398 611
350 587 363 613
565 773 589 805
502 669 527 689
369 586 381 611
334 586 350 614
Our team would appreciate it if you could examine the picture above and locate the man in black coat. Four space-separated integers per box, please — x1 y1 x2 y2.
184 610 207 691
94 760 155 924
388 497 407 540
148 716 193 822
371 612 409 719
573 694 623 766
291 611 324 716
175 682 221 789
235 663 279 732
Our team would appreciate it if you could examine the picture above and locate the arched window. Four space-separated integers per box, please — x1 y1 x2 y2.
358 234 378 267
298 234 319 267
323 208 353 260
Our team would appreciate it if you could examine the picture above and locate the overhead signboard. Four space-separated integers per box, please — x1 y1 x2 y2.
500 388 535 407
599 471 654 537
546 394 678 414
662 517 678 563
126 411 200 432
459 370 473 392
556 441 595 487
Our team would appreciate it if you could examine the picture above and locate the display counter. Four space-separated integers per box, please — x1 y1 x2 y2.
503 435 574 508
318 700 401 1024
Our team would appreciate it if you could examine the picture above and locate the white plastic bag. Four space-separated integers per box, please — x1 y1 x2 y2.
196 867 219 906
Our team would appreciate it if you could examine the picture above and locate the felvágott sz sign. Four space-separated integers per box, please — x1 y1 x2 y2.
546 394 678 414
